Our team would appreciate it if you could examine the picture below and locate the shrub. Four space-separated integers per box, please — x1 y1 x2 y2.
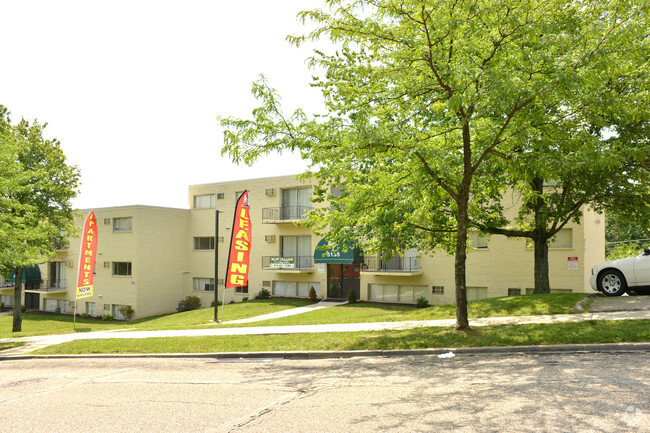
347 288 357 304
255 288 271 300
118 305 135 320
183 296 201 311
242 297 249 302
81 313 91 318
309 287 318 303
210 300 223 307
415 296 430 308
102 314 114 321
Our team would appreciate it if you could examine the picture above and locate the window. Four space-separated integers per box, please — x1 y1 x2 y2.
273 281 321 297
508 288 522 296
112 304 131 320
470 231 489 249
0 294 14 307
235 285 248 294
113 217 132 232
526 288 573 294
104 304 110 312
369 284 427 303
112 262 132 276
467 287 488 301
281 236 312 268
193 278 214 292
194 237 215 250
526 228 573 249
550 229 573 249
281 187 312 220
193 194 215 209
86 302 96 316
44 299 71 313
49 262 66 289
432 286 444 295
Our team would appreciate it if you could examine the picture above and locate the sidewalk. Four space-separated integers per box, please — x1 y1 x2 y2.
222 300 348 324
2 309 649 356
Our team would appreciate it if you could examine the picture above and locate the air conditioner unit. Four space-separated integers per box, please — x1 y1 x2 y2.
104 218 111 225
265 235 276 242
217 193 225 199
265 188 276 197
66 260 73 268
104 262 110 268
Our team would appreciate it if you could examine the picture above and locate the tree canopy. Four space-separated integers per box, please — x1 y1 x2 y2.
0 105 80 332
221 0 649 330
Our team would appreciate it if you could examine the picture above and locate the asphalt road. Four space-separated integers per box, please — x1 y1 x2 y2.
1 352 648 432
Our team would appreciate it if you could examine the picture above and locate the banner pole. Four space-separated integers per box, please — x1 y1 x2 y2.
74 300 77 331
214 210 220 323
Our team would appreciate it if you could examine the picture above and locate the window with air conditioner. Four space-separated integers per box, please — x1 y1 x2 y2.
193 278 214 292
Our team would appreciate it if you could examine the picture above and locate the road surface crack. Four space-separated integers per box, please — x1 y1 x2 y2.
210 385 317 433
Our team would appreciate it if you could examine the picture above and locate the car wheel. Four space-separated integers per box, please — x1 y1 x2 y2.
597 269 627 296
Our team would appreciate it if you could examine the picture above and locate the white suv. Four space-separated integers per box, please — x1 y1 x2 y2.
590 248 650 296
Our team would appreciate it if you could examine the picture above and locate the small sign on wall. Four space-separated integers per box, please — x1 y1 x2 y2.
131 281 136 291
568 257 579 271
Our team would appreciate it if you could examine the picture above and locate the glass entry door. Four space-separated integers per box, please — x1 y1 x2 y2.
327 264 360 299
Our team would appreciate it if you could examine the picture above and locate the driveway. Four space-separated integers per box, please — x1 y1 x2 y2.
590 295 650 313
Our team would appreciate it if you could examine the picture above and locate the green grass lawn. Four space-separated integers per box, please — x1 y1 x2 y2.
32 319 650 355
0 342 25 351
0 294 587 339
0 299 311 339
220 293 590 328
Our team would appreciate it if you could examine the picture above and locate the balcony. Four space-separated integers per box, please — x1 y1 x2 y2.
363 256 422 276
262 206 312 224
262 256 313 273
24 278 68 293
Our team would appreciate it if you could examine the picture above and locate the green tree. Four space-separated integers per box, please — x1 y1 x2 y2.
221 0 649 330
0 106 80 332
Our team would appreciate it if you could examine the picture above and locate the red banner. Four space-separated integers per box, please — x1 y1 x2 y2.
76 211 98 299
225 191 251 288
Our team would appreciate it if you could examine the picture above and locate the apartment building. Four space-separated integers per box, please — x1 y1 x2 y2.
2 174 605 319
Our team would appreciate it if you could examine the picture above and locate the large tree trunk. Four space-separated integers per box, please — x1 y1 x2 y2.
531 177 551 294
454 195 471 331
12 267 23 333
532 235 551 294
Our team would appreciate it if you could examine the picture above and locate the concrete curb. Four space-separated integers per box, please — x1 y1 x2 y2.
573 293 598 312
2 342 649 362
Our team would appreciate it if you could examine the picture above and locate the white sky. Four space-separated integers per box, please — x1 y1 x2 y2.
0 0 326 209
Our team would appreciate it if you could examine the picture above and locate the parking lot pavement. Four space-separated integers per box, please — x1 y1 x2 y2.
590 295 650 313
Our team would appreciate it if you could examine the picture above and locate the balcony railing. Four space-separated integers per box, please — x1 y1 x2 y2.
363 256 420 273
262 256 313 270
47 279 67 290
262 206 312 223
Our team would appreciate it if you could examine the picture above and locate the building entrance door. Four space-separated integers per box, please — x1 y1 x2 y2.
327 264 360 300
25 292 40 310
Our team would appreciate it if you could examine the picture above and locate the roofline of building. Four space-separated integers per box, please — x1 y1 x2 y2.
187 172 314 189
